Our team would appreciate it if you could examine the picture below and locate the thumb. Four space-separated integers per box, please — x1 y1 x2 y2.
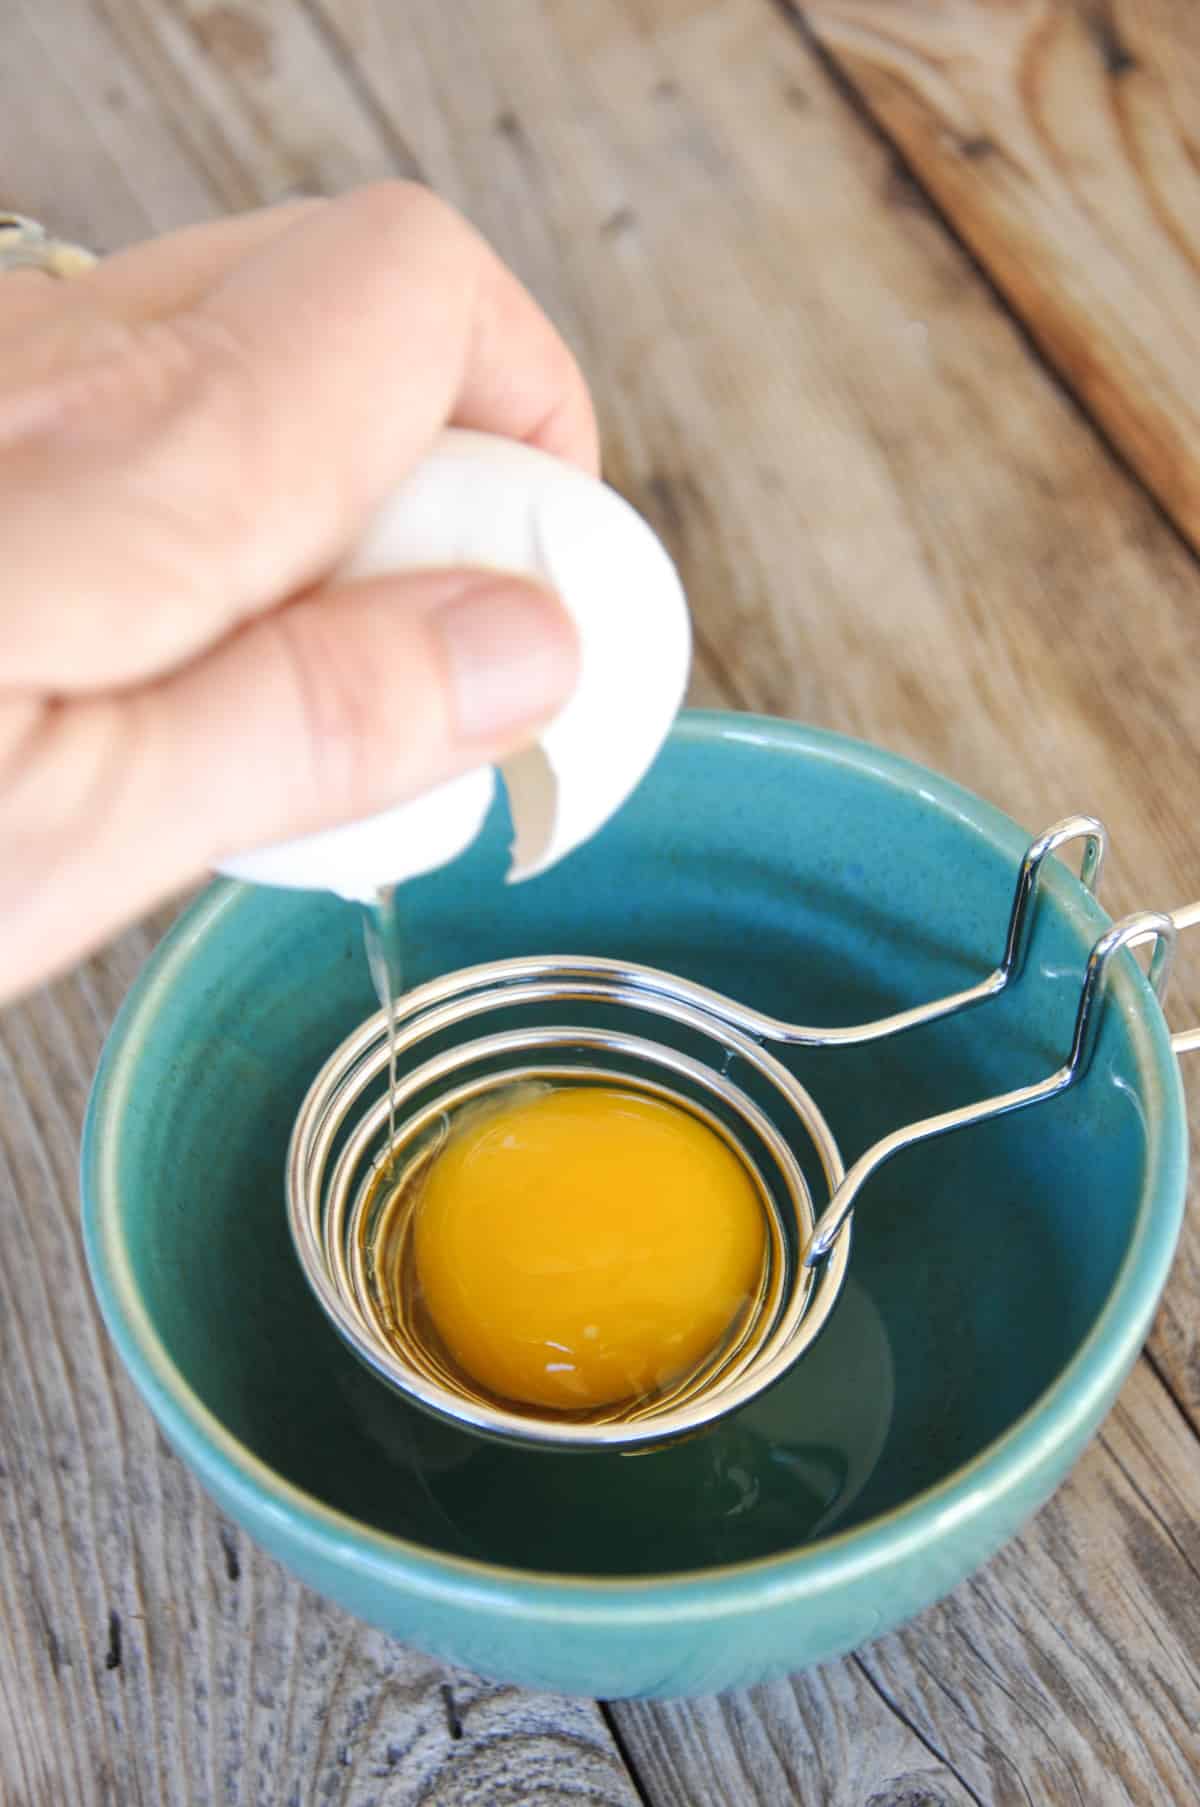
182 568 580 861
5 569 577 993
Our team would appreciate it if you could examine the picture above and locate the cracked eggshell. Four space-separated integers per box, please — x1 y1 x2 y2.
217 428 691 900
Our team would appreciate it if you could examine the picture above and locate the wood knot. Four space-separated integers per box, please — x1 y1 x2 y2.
440 1682 463 1741
882 153 925 213
1085 6 1139 76
218 1525 241 1583
190 5 275 78
643 471 709 546
494 110 526 144
866 1780 951 1807
602 206 637 238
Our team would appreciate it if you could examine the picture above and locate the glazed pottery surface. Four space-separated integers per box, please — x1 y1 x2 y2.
81 714 1187 1697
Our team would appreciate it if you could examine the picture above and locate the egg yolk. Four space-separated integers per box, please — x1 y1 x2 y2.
411 1086 765 1411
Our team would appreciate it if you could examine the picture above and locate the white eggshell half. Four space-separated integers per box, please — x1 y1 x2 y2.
217 767 496 901
216 429 691 900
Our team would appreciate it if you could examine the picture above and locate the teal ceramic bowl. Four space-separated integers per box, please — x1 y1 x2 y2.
81 714 1188 1698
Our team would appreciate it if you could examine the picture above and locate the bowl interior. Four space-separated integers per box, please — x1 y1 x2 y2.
86 717 1170 1577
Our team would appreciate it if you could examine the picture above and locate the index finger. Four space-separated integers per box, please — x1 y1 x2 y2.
0 184 599 691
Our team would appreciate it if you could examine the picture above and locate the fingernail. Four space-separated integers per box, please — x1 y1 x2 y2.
432 577 580 743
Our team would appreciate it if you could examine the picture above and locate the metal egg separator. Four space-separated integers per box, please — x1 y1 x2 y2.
289 815 1199 1451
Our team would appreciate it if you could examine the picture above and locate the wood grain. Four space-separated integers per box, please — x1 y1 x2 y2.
798 0 1200 554
4 0 1200 1801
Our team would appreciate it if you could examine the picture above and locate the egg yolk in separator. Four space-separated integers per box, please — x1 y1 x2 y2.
403 1084 768 1413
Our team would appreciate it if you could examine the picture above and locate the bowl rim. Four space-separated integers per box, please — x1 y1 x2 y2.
80 711 1189 1624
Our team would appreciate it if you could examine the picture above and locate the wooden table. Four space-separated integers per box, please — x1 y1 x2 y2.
3 2 1200 1800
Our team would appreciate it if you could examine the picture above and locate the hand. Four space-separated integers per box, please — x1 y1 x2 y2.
0 185 595 1002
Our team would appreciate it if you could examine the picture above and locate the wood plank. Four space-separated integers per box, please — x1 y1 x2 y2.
0 974 643 1807
797 0 1200 553
0 2 642 1801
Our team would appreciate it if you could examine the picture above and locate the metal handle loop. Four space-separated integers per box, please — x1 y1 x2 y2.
802 909 1176 1267
1001 815 1106 980
675 814 1105 1052
1167 902 1200 1055
778 813 1105 1049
